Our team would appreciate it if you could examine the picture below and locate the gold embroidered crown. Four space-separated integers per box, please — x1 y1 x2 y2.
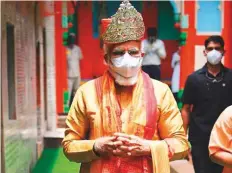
102 0 145 44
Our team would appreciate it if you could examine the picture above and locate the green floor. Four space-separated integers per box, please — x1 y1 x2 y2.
32 148 80 173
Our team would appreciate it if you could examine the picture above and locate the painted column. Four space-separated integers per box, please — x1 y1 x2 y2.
180 1 195 90
222 1 232 68
44 1 57 131
0 1 2 171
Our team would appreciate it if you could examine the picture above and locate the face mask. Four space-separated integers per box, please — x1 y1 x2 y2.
108 53 142 86
206 49 223 65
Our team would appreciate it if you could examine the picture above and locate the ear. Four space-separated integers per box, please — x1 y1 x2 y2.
103 44 108 54
222 50 226 56
203 50 207 56
104 54 110 64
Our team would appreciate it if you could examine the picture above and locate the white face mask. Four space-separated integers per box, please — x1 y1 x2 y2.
206 49 223 65
108 53 142 86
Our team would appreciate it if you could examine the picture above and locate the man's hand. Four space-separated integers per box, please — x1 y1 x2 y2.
93 136 118 157
112 133 151 157
181 104 191 135
186 151 193 164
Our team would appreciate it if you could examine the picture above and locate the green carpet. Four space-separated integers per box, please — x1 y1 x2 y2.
32 148 80 173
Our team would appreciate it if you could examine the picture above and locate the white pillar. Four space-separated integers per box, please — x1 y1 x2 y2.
44 1 57 131
0 2 2 172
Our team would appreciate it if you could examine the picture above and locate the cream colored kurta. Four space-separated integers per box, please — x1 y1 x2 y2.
209 106 232 173
62 79 189 173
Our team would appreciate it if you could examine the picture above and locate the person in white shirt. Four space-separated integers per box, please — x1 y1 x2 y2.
141 28 166 80
66 33 83 106
171 46 180 101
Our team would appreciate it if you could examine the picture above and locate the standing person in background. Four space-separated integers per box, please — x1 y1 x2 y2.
141 27 166 80
171 46 181 102
66 33 83 107
181 35 232 173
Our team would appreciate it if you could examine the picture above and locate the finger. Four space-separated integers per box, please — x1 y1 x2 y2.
129 150 140 157
105 142 122 150
105 141 114 146
129 135 140 141
105 144 115 151
105 146 114 152
114 133 131 139
112 149 128 157
113 140 124 147
118 145 130 151
116 137 131 144
118 145 140 152
126 139 141 146
106 136 117 141
128 146 140 151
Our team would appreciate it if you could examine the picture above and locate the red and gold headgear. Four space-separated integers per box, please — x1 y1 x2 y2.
101 0 145 44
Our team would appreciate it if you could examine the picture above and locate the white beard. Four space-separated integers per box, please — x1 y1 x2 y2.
109 68 139 86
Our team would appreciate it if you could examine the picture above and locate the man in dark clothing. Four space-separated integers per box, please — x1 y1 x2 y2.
182 35 232 173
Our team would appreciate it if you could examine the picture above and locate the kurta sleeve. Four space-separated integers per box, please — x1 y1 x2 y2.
209 106 232 156
158 86 189 160
62 88 99 163
156 40 166 59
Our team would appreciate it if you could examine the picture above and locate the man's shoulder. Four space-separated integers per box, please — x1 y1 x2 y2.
156 39 164 45
142 39 148 44
224 105 232 113
218 105 232 124
187 67 205 79
151 79 169 92
77 79 96 93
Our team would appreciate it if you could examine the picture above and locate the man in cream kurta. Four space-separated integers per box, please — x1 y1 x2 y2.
62 1 189 173
209 106 232 173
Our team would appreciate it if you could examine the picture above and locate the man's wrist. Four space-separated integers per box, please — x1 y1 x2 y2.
93 143 101 157
143 140 151 156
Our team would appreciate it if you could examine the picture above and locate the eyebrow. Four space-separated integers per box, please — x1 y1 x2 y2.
128 47 139 51
112 47 139 52
112 47 124 52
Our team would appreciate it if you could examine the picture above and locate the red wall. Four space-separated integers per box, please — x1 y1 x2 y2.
162 40 179 80
222 1 232 68
142 2 157 37
180 1 210 89
180 1 232 89
55 2 67 114
78 2 107 79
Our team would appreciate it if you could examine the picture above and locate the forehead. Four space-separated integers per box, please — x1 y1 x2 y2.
112 41 141 50
207 41 222 47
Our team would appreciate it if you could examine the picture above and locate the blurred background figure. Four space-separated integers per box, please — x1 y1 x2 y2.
141 27 167 80
66 33 83 107
171 46 181 102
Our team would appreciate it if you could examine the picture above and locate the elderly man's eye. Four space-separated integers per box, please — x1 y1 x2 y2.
128 50 140 56
112 51 125 56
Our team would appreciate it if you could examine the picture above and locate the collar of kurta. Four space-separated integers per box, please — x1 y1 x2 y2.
199 63 229 75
